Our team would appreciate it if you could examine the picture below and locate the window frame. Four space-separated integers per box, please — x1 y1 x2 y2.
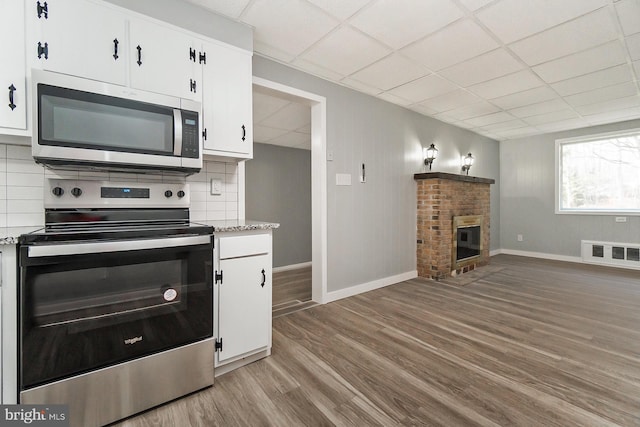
555 128 640 216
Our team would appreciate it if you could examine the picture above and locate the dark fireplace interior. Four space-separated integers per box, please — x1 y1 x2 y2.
456 226 481 261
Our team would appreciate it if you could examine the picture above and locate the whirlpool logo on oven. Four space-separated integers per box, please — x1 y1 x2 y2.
124 336 143 345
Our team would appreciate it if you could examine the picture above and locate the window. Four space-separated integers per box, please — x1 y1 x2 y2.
556 129 640 215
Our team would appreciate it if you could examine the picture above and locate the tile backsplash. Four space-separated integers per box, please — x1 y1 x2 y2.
0 143 239 237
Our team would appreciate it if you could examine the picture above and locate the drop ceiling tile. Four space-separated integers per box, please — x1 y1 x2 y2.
386 75 459 103
524 109 580 126
270 131 311 147
307 0 371 19
469 70 542 99
615 0 640 36
260 102 311 130
476 0 607 44
253 92 290 122
508 8 617 66
417 89 482 113
478 119 529 132
574 95 640 115
401 19 498 71
349 54 429 91
243 0 339 56
349 0 463 49
291 58 346 80
508 99 570 118
253 42 297 63
253 125 289 142
188 0 251 18
440 101 501 121
409 104 439 116
298 26 391 76
490 86 558 110
376 92 414 107
340 78 382 95
495 127 540 139
634 60 640 78
458 0 494 11
439 48 523 87
465 111 517 127
535 118 591 133
564 81 638 107
297 124 311 133
550 64 633 96
627 33 640 60
586 106 640 124
532 41 627 83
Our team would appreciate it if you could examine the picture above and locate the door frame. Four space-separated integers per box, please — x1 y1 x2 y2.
239 77 328 304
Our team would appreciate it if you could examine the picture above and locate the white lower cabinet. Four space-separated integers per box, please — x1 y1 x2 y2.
214 231 272 374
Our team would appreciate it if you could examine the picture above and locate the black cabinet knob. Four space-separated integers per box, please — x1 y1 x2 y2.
177 190 185 198
164 190 173 198
52 187 64 197
71 187 82 197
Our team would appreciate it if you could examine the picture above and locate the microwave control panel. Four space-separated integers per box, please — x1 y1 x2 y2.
181 111 200 159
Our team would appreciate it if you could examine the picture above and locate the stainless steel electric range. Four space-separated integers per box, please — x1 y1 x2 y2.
17 179 214 427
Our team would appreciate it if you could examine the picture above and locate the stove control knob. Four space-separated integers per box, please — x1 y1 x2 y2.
71 187 83 198
164 190 173 198
177 190 185 198
52 187 64 197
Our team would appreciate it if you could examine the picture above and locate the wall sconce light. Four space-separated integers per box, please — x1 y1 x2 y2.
461 152 474 175
423 143 438 171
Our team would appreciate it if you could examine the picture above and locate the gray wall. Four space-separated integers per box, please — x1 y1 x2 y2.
104 0 253 51
500 118 640 257
253 56 500 293
246 143 312 268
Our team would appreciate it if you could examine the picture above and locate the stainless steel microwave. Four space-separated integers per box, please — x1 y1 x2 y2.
32 70 202 175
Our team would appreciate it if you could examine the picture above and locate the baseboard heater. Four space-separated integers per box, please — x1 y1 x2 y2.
581 240 640 270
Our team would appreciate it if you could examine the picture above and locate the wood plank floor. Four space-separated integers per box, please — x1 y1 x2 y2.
116 255 640 426
273 265 312 306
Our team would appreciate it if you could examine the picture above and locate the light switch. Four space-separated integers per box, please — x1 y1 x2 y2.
210 178 223 195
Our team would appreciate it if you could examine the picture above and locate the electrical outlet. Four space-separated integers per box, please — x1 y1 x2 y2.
517 234 523 242
210 178 222 195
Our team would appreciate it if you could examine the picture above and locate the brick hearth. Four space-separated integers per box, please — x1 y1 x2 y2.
414 172 495 280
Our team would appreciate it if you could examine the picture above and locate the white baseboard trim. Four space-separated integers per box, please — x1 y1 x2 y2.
273 261 312 273
497 248 582 264
324 270 417 303
489 249 502 257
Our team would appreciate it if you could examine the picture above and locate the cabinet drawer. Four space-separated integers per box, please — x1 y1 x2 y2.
219 234 270 259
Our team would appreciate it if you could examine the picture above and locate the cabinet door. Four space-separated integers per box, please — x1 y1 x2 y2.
202 41 252 156
32 0 127 86
0 0 26 130
217 254 271 362
129 18 201 101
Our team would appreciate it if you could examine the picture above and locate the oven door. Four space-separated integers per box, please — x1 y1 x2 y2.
18 234 213 391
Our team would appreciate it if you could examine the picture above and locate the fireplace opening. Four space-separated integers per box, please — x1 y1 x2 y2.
456 226 481 261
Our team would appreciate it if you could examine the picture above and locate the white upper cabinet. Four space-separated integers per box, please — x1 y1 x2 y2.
202 41 253 157
129 18 202 101
0 0 27 131
31 0 127 86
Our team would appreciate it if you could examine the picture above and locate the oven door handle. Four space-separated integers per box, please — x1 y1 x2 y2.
27 235 211 258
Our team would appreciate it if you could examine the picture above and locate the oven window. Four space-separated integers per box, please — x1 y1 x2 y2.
32 259 185 329
20 242 213 389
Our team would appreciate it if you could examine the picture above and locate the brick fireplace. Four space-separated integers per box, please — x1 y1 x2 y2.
414 172 495 280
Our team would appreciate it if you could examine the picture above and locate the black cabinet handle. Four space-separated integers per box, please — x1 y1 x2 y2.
189 48 196 62
190 79 196 93
260 269 266 288
37 1 48 19
37 42 48 59
113 38 119 60
241 124 246 141
136 45 142 66
202 128 207 141
199 52 206 64
8 84 16 111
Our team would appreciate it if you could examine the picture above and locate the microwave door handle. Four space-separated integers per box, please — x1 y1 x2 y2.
173 109 183 156
27 235 211 258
